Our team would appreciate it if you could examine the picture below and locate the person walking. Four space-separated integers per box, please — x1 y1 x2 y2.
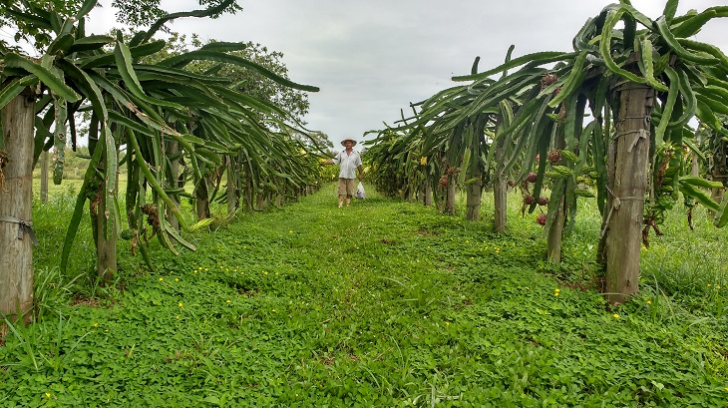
322 138 363 208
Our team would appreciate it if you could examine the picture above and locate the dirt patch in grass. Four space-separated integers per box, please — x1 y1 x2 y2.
71 297 101 307
0 323 6 347
413 228 440 238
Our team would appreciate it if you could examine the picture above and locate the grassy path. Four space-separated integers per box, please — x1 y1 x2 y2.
2 185 728 407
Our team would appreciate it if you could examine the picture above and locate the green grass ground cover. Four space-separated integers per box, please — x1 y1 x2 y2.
2 184 728 407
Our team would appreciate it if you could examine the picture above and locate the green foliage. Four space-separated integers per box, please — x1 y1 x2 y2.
2 185 728 406
1 0 322 276
0 0 86 48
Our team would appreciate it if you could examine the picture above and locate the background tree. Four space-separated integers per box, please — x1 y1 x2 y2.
0 0 87 48
111 0 241 27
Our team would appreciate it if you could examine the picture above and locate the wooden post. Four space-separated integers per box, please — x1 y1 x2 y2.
40 151 49 203
165 140 180 230
424 179 433 207
445 174 456 215
465 177 482 221
0 92 36 324
604 83 655 304
711 166 725 209
493 134 508 233
547 134 566 263
226 156 238 217
547 195 566 263
691 152 699 177
195 182 211 221
96 183 117 281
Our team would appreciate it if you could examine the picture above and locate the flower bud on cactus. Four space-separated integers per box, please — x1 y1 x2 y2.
526 172 537 183
523 195 535 205
547 149 562 164
439 175 448 187
537 197 549 206
541 73 558 88
536 214 547 226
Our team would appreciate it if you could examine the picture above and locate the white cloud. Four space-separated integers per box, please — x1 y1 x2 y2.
86 0 728 146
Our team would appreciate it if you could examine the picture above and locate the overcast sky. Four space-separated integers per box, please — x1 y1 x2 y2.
85 0 728 147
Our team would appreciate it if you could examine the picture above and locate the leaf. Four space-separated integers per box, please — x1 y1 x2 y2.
548 52 587 108
672 10 718 37
4 54 81 102
0 77 28 111
46 33 75 57
75 0 98 20
56 60 108 123
654 66 680 147
190 218 215 232
662 0 679 23
61 134 104 272
452 52 570 82
599 10 646 85
199 42 247 53
3 7 52 30
113 43 184 110
680 176 723 190
680 182 720 212
68 35 114 53
159 50 320 92
127 129 190 231
655 17 719 65
716 195 728 228
639 38 668 92
102 124 118 240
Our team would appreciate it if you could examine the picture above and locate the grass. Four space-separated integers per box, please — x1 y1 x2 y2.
1 183 728 407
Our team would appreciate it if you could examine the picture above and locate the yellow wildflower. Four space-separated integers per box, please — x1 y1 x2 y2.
158 277 163 282
445 322 450 326
647 300 652 305
289 230 293 234
613 314 619 319
45 393 51 398
178 302 183 308
420 156 427 166
226 300 231 304
174 278 179 282
93 322 98 328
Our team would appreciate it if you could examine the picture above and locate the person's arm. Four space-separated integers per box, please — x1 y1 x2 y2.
357 165 363 181
321 152 339 165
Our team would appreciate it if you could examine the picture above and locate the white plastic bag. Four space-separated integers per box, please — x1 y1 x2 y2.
355 182 366 199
